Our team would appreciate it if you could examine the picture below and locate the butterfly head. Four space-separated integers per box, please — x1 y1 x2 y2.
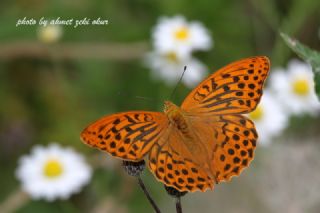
164 101 184 123
163 101 179 114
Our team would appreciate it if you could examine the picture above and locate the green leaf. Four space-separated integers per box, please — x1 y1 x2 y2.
280 32 320 98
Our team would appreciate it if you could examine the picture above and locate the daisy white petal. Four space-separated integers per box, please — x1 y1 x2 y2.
16 143 92 201
152 15 212 58
270 59 320 116
145 51 207 88
247 90 289 145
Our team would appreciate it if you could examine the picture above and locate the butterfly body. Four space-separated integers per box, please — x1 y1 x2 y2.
164 101 190 135
164 100 213 171
81 56 270 192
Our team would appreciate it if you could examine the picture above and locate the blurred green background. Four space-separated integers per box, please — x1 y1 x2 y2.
1 0 320 212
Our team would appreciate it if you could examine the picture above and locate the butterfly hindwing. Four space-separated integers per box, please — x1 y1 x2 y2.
148 128 215 192
81 56 270 193
208 114 257 182
181 56 270 114
81 111 168 161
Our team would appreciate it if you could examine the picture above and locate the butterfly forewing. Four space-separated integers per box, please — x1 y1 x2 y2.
81 111 168 161
80 56 270 193
181 56 270 114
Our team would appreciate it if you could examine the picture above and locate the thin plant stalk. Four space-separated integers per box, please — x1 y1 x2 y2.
137 176 161 213
175 197 183 213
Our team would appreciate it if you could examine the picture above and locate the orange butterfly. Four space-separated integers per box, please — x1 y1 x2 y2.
81 56 270 192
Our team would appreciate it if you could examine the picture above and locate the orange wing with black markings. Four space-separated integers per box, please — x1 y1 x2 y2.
208 114 258 182
81 111 168 161
148 127 215 192
181 56 270 114
81 56 270 193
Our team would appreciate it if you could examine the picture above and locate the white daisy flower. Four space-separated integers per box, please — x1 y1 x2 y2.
146 51 207 88
37 25 63 43
247 90 289 145
270 59 320 116
16 143 92 201
152 15 212 58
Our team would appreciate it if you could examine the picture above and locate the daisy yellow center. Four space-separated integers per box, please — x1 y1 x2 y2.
249 106 264 120
292 78 309 96
38 26 61 43
165 52 178 63
174 27 189 41
43 159 63 178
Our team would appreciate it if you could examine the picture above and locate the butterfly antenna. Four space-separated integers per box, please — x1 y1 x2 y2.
134 96 153 102
117 92 153 102
169 66 187 100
